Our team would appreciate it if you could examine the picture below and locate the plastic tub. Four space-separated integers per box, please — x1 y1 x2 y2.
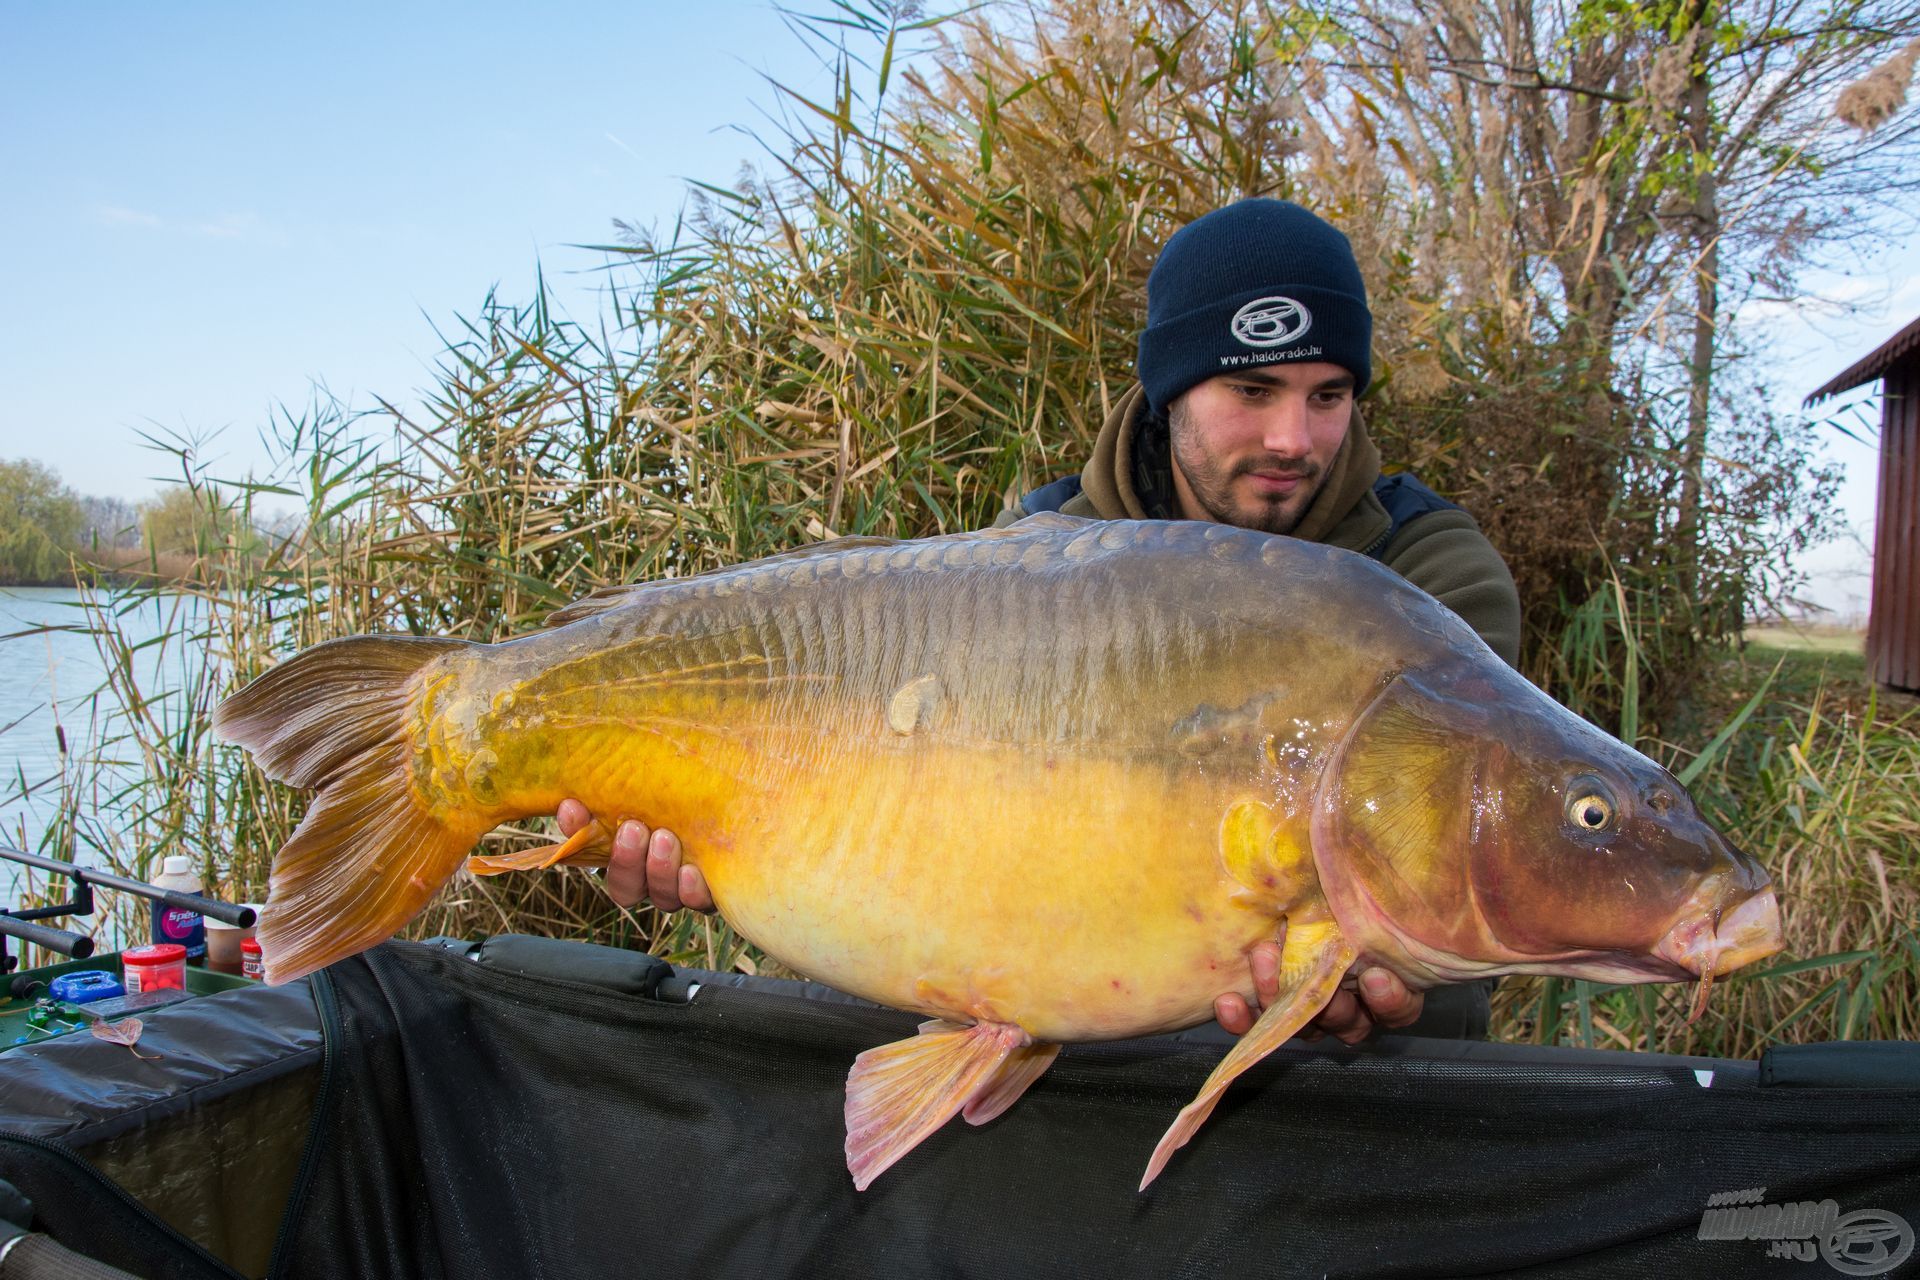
204 914 246 975
121 943 188 994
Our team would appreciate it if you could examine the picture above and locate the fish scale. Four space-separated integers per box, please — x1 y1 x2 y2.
215 512 1783 1192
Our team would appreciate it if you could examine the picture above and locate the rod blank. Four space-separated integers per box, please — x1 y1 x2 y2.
0 845 254 927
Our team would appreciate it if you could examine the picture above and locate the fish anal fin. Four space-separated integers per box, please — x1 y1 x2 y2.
1140 920 1357 1190
465 819 611 877
845 1022 1030 1191
962 1042 1061 1126
466 848 556 877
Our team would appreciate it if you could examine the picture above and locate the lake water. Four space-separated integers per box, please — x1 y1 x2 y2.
0 587 201 915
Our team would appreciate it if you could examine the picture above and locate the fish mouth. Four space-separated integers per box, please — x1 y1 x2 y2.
1655 889 1785 976
1653 889 1784 1020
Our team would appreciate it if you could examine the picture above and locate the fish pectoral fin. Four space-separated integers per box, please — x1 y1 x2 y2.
845 1021 1032 1191
1139 920 1358 1191
962 1042 1061 1126
465 820 612 877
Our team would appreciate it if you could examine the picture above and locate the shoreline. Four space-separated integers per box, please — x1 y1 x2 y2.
0 550 204 591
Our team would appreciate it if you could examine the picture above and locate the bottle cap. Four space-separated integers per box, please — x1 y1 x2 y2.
241 938 262 955
162 855 193 876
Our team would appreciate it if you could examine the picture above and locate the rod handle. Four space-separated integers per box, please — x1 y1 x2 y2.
0 917 94 960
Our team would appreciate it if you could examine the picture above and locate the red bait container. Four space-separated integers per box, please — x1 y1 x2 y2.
121 943 188 994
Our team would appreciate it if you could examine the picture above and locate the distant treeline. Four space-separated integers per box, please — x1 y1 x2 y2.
0 457 246 587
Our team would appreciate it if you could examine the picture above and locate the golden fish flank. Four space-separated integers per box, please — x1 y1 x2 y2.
214 513 1783 1193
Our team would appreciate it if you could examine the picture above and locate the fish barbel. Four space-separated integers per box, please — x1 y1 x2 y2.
215 514 1784 1190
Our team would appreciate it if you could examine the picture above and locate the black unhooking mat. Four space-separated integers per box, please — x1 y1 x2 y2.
2 936 1917 1279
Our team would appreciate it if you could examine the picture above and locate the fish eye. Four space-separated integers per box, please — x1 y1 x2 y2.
1565 779 1617 833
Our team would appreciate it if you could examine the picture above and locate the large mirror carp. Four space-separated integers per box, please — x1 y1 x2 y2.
217 513 1783 1190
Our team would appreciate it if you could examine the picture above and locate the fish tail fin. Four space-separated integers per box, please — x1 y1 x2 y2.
214 635 483 985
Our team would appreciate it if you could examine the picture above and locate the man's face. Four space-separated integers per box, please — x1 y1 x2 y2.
1166 362 1354 536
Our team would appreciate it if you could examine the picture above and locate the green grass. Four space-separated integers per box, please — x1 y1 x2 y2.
1744 624 1867 658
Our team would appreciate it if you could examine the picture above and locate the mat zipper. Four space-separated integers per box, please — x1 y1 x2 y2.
0 1129 243 1279
265 966 341 1280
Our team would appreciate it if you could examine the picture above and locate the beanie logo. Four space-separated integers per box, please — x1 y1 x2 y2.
1230 296 1313 348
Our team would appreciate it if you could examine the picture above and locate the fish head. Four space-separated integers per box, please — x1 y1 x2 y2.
1311 666 1783 994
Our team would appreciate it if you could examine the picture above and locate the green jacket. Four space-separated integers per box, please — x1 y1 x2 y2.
995 384 1523 668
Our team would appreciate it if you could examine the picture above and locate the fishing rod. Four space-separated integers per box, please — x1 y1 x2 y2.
0 844 255 982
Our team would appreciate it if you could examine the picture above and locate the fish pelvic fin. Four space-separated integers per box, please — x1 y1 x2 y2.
845 1021 1038 1191
1140 919 1358 1191
963 1042 1061 1126
214 635 485 986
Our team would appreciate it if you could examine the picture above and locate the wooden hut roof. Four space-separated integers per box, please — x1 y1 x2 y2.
1805 312 1920 405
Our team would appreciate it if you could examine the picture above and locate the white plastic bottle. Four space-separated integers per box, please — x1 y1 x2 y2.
150 855 208 964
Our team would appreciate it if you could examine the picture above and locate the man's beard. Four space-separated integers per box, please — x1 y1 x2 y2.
1167 401 1326 536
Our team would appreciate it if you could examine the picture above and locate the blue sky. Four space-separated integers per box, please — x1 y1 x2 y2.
2 1 834 496
1 2 1912 618
1744 260 1920 622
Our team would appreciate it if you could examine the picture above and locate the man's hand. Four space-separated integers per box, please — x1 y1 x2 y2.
556 799 715 914
1211 931 1422 1045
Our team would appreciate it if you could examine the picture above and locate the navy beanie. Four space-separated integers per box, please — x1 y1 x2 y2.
1137 199 1372 417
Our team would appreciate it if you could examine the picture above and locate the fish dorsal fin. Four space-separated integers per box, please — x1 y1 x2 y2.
716 534 903 568
1140 918 1356 1189
542 535 906 628
844 1021 1042 1190
544 520 1084 631
541 584 658 629
1005 511 1094 533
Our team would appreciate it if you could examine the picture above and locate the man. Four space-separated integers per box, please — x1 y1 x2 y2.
564 198 1522 1043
